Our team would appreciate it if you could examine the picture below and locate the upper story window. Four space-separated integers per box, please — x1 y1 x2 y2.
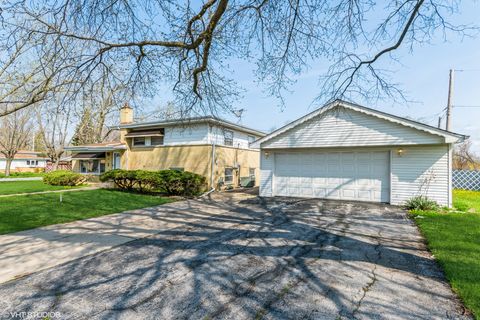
223 130 234 146
126 129 164 147
150 136 164 146
133 137 146 146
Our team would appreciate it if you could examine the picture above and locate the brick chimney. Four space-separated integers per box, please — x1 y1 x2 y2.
120 103 133 124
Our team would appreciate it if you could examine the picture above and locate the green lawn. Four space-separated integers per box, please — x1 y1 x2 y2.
412 190 480 319
0 180 81 195
0 189 173 234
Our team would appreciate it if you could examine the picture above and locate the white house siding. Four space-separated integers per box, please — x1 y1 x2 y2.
162 124 259 148
259 151 274 196
391 145 450 206
163 124 209 145
262 108 443 149
208 125 258 149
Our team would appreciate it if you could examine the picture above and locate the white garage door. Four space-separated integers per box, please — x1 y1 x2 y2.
274 151 390 202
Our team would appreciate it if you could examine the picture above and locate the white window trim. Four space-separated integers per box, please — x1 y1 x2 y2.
223 130 234 146
224 168 234 184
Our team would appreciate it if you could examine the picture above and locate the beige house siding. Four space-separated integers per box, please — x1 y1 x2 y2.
123 145 213 178
213 146 260 187
120 142 259 189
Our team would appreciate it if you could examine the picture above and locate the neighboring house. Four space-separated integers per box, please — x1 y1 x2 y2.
0 151 47 173
253 100 467 207
66 104 265 188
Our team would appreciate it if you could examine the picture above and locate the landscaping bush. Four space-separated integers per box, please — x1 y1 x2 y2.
404 195 440 211
100 169 206 196
43 170 86 186
156 170 207 196
100 169 139 190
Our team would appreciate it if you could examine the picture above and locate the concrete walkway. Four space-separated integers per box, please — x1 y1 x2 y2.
0 177 42 182
0 194 243 284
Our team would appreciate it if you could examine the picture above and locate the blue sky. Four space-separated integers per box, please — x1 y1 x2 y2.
235 31 480 151
154 1 480 152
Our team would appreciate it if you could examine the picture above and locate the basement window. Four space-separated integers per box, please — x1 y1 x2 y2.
249 168 256 179
224 168 234 184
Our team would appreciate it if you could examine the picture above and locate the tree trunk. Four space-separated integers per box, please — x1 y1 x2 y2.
5 158 12 176
52 158 60 171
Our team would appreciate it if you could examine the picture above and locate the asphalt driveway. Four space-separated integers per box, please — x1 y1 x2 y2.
0 192 470 319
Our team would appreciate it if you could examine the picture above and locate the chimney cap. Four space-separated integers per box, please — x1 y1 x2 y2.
121 102 132 109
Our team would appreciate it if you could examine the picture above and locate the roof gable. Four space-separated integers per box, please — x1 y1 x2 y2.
255 100 466 148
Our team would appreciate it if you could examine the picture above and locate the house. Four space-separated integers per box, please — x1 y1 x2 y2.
253 100 467 207
66 104 265 188
0 151 47 173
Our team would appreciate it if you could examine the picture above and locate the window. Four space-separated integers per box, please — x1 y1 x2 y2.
151 136 164 146
223 130 234 146
80 160 106 174
248 135 256 144
26 160 38 166
112 152 121 169
133 137 146 146
224 168 234 184
170 167 184 172
249 168 256 179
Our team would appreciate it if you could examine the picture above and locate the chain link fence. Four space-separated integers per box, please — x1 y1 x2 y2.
453 170 480 191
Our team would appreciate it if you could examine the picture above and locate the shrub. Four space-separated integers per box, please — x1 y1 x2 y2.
404 196 439 211
156 170 207 196
100 169 207 196
100 169 138 190
43 170 85 186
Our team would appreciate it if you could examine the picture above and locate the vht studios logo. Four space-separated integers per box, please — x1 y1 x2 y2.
9 311 62 319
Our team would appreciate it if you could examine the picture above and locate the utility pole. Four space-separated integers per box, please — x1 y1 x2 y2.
446 69 454 131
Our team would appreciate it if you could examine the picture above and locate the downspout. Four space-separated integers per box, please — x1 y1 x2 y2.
209 124 216 190
210 142 216 189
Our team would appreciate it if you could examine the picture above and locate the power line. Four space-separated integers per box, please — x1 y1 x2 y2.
453 105 480 108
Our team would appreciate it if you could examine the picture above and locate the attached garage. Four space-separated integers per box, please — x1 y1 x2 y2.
274 151 390 202
255 100 466 207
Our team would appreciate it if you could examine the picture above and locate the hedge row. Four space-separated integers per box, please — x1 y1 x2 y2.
43 170 86 186
100 169 206 196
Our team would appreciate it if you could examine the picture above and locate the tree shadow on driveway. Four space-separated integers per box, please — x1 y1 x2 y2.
0 194 471 320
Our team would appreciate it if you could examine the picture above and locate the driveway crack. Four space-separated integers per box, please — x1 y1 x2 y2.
352 229 382 319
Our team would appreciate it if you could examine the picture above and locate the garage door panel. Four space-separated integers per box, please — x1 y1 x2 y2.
274 151 390 203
